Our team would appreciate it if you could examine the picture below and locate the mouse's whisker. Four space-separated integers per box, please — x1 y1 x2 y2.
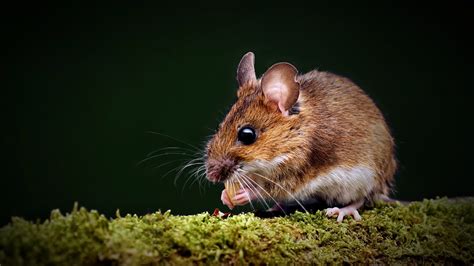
196 164 206 175
234 174 255 211
235 172 261 206
162 161 192 180
145 131 202 153
252 172 308 213
237 171 268 209
194 165 207 194
187 163 206 190
182 169 199 193
241 173 282 214
194 166 207 185
174 157 206 186
147 146 198 158
151 158 189 172
239 171 280 213
189 164 204 178
136 152 195 167
177 159 205 177
175 164 203 187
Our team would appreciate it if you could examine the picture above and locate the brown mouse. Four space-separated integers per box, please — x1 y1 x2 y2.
205 52 396 222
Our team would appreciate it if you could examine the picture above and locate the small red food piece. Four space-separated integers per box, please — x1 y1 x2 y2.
212 208 232 218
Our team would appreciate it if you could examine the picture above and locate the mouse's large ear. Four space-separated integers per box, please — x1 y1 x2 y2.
236 52 257 86
261 63 300 116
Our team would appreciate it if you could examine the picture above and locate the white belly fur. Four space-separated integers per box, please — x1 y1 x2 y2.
295 165 376 205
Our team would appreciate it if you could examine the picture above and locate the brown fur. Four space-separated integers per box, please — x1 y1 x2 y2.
206 57 396 207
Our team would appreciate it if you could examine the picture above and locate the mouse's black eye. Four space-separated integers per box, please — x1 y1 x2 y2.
237 126 257 145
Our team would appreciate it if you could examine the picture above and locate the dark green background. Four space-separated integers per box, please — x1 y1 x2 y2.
2 3 472 225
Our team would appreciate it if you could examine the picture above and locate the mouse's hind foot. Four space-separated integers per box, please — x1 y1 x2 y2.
326 200 364 223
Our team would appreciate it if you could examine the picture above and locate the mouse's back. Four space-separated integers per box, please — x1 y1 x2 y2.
293 70 396 204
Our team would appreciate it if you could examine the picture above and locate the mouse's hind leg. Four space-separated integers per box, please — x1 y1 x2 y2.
326 200 364 223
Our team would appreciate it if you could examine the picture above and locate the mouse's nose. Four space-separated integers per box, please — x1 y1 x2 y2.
206 157 237 183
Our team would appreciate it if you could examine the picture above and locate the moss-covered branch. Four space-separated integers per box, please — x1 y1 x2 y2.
1 198 473 265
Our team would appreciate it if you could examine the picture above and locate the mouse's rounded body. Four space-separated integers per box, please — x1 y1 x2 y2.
205 52 396 221
289 70 396 206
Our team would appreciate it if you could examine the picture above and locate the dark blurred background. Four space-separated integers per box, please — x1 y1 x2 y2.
1 3 472 225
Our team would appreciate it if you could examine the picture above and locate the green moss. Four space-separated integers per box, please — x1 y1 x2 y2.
1 198 473 265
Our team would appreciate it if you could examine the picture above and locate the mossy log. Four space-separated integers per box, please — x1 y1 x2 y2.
1 198 473 265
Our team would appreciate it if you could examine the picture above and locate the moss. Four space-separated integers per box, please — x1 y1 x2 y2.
1 198 473 265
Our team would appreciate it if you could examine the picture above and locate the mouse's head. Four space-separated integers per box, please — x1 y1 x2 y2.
205 52 307 185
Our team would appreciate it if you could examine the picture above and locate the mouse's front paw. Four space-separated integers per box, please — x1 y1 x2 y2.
221 189 235 210
232 188 256 207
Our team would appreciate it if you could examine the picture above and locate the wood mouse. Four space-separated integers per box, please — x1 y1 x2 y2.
205 52 396 222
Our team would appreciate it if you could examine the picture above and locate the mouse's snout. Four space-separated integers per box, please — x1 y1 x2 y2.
205 157 237 183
